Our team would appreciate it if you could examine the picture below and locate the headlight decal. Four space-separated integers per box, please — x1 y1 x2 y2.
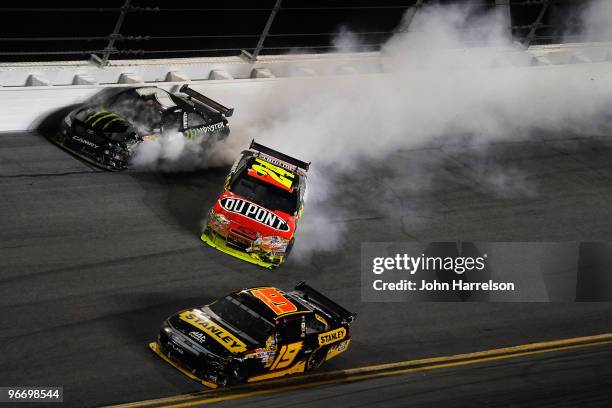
253 235 290 254
208 210 230 231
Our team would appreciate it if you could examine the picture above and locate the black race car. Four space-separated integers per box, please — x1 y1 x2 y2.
51 85 233 170
149 282 355 388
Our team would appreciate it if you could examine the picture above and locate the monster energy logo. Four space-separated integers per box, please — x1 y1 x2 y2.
86 111 125 130
183 122 225 139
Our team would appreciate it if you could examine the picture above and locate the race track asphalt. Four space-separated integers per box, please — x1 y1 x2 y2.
206 344 612 408
1 130 612 407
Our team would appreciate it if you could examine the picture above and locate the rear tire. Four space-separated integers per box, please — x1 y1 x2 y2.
306 348 327 371
285 238 295 257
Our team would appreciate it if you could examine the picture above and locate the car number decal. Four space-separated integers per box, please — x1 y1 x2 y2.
250 158 296 191
250 288 298 315
271 342 303 370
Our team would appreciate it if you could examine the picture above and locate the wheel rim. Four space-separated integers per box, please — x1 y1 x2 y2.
308 349 326 371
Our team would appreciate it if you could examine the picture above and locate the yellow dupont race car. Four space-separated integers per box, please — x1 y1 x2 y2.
149 282 355 388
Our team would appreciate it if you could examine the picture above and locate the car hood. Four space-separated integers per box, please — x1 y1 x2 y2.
168 308 258 358
213 191 296 239
73 108 139 142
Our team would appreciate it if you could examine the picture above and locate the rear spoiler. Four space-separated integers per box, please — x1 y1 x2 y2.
180 85 234 117
295 281 356 324
250 140 310 172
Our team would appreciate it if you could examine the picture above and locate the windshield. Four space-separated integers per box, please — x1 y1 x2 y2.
229 164 299 215
207 294 274 344
107 88 181 133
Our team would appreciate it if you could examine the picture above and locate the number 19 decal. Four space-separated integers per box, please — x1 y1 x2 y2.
271 342 303 370
251 288 297 315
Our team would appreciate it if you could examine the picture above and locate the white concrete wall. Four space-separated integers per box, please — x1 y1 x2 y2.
0 53 383 87
0 52 384 132
1 43 612 132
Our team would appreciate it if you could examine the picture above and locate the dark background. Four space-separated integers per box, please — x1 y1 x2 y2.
0 0 591 62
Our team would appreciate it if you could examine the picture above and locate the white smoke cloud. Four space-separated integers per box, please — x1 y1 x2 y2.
125 3 612 262
574 0 612 42
243 4 612 161
128 2 612 174
289 167 347 260
129 131 234 172
228 3 612 261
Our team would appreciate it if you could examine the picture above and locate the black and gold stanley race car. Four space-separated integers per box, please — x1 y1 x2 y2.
149 282 355 388
51 85 233 170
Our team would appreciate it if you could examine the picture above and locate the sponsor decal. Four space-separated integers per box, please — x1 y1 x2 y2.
85 111 107 124
318 327 347 346
245 348 275 364
168 342 185 355
182 112 188 129
183 122 225 139
102 116 124 130
258 152 295 172
197 121 225 134
179 311 247 353
326 339 351 360
230 158 240 174
83 109 125 131
183 129 197 139
220 197 290 232
315 313 329 329
188 331 206 344
72 135 99 149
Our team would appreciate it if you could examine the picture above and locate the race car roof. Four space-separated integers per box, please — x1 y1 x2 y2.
239 287 311 320
246 157 298 192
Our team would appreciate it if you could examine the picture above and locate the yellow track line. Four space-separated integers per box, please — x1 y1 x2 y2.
164 340 612 408
108 333 612 408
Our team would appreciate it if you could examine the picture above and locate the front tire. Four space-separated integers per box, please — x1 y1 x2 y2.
227 361 248 385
